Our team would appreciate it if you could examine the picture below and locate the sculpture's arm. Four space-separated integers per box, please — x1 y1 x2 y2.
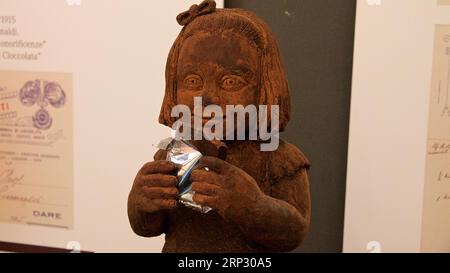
237 169 311 251
191 156 311 252
127 188 170 237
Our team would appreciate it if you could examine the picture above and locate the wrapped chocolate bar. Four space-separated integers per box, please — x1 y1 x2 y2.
157 137 212 213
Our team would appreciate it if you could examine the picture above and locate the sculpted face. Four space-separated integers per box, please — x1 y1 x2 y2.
176 31 259 124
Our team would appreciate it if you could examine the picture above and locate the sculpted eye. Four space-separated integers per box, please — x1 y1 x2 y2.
183 75 203 90
221 75 247 91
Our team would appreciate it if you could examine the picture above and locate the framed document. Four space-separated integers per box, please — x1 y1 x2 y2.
421 25 450 252
0 70 73 229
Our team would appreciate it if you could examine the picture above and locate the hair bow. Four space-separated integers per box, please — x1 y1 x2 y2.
176 0 216 26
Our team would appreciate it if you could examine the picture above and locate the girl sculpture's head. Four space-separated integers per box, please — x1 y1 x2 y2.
159 0 291 132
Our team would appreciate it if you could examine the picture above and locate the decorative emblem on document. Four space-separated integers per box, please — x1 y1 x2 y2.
19 80 66 130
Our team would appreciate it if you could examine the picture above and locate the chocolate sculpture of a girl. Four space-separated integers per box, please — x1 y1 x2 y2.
128 0 311 252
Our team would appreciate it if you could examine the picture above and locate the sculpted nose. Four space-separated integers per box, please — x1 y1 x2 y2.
202 83 220 105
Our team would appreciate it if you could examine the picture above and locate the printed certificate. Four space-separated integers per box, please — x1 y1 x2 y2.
422 25 450 251
0 70 73 229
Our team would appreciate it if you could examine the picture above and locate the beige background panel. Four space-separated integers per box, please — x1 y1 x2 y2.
0 0 223 253
344 0 450 252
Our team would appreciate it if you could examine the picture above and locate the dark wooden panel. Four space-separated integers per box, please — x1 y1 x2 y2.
0 240 92 253
225 0 356 252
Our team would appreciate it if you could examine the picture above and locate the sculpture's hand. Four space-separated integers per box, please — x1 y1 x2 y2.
189 155 310 251
129 161 180 213
190 156 264 220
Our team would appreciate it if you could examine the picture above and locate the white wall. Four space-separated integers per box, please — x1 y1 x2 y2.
0 0 223 253
344 0 450 253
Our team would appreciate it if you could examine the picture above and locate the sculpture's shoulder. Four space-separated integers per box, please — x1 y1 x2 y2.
268 139 310 181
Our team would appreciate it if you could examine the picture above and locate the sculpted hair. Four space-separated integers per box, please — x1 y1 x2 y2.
159 7 291 132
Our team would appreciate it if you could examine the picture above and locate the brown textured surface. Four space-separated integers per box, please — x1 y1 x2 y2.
127 0 311 253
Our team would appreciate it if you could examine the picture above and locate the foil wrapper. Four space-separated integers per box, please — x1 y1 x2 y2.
157 137 212 213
